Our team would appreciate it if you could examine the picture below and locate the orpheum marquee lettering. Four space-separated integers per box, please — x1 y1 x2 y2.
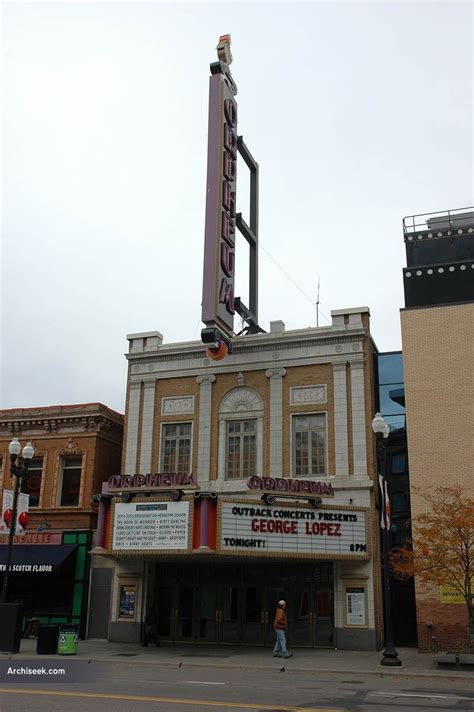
202 35 238 338
247 475 334 497
219 501 368 558
108 472 196 489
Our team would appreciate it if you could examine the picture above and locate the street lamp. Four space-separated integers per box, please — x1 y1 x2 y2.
1 437 35 604
371 413 402 667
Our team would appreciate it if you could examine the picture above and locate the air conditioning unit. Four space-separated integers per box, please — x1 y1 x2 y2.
426 211 474 231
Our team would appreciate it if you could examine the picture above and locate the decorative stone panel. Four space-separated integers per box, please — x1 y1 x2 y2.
290 385 327 406
161 396 195 416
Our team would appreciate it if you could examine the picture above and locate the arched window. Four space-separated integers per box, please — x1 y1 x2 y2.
218 387 264 482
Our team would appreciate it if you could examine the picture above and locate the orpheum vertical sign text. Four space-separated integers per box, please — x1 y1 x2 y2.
201 58 238 339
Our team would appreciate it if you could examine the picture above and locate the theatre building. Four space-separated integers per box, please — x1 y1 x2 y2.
0 403 123 637
91 308 384 650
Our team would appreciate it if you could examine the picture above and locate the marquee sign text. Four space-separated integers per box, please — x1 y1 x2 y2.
112 501 190 551
219 502 368 558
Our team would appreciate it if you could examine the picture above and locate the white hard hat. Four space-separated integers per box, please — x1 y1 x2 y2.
278 600 286 606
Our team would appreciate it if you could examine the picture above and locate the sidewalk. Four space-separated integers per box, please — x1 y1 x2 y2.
2 639 473 682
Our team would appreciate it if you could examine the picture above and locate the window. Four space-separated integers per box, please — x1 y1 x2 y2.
59 456 83 506
160 423 192 472
21 456 43 507
218 387 264 483
392 492 407 513
226 419 256 480
293 414 326 476
391 452 407 474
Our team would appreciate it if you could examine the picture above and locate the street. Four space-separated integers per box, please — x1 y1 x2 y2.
0 661 473 711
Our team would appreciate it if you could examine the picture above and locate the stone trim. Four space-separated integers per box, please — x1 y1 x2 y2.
266 368 286 477
350 361 368 475
161 396 195 415
289 384 327 406
124 383 142 475
196 375 216 484
139 382 156 474
332 363 349 477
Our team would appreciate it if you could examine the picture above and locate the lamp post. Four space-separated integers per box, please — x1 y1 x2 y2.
372 412 402 667
1 437 34 604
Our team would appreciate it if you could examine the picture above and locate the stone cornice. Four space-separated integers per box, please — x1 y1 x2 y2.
0 404 123 438
126 329 367 364
129 353 366 383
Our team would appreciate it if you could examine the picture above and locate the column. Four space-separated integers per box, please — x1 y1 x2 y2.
139 381 156 473
96 482 109 549
199 497 210 549
196 374 216 484
124 382 141 475
265 368 286 477
350 360 368 475
332 362 349 476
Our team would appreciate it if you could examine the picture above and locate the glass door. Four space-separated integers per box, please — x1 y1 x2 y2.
175 586 194 640
220 585 242 644
196 585 218 642
314 585 334 647
289 582 313 646
156 585 175 641
243 586 265 644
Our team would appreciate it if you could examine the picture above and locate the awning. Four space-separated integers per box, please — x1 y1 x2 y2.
0 544 77 573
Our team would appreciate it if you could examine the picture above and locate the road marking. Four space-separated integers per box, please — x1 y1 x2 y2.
0 688 347 711
373 692 474 701
184 681 226 685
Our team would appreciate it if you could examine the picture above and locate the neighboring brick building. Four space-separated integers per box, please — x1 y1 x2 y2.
0 403 123 637
400 208 474 652
91 308 385 651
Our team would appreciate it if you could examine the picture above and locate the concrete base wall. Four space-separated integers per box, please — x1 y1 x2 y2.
108 621 142 644
334 627 377 651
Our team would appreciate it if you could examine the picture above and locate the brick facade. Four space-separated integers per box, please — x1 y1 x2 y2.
0 403 123 532
401 302 474 652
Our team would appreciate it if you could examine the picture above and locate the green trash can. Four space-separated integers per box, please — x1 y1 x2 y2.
57 626 79 655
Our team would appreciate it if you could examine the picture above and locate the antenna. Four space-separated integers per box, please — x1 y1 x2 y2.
316 277 320 327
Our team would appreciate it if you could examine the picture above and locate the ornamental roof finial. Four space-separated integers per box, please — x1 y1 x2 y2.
216 34 232 66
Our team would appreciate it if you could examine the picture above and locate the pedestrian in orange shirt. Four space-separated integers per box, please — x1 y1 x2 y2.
273 600 293 658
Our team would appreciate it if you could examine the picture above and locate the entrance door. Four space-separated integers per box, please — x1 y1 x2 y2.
243 586 264 644
154 562 334 648
220 585 241 644
196 585 218 641
175 586 194 640
289 581 313 646
314 585 334 647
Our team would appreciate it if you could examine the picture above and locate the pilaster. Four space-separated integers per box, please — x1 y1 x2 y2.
332 362 349 476
139 381 156 473
265 368 287 477
196 374 216 484
124 382 142 475
350 360 368 475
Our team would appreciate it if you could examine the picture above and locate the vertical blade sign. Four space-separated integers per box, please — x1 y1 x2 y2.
202 37 237 339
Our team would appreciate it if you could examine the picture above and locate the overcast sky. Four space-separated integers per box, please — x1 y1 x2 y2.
2 1 472 414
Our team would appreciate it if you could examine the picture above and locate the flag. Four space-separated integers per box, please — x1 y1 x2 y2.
384 478 391 531
378 475 391 530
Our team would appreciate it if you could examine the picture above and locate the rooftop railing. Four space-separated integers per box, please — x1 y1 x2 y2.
403 207 474 235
